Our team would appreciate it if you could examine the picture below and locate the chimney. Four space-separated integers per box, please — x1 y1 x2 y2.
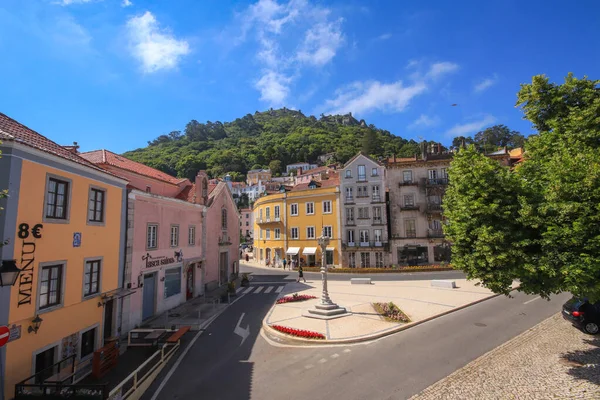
63 141 80 154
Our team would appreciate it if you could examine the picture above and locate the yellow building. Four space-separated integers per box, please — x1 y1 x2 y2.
253 177 342 267
246 169 271 185
0 113 128 399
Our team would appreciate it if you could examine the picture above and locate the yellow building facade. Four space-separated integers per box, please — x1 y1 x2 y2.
0 114 127 399
253 183 342 267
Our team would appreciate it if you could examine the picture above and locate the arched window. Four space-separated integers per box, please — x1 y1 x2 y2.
221 208 227 230
202 179 208 197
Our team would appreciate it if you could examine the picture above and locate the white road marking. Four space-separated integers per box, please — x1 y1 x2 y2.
234 313 250 346
254 286 264 294
305 364 314 369
330 353 339 359
343 349 351 353
318 358 328 364
265 286 274 294
243 287 254 294
236 287 244 294
275 286 284 293
524 296 541 305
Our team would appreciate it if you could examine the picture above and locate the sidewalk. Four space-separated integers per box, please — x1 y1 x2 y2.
262 277 511 344
411 313 600 399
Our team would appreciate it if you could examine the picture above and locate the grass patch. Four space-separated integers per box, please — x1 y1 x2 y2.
372 302 411 323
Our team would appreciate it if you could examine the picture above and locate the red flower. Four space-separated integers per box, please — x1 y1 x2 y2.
271 325 325 339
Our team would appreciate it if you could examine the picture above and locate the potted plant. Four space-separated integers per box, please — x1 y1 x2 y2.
240 273 250 287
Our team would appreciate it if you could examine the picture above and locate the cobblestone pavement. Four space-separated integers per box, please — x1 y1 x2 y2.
411 312 600 400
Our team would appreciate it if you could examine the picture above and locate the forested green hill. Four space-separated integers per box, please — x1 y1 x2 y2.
123 108 422 180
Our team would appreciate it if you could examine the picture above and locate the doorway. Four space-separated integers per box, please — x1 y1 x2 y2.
104 299 114 341
219 252 229 285
186 264 194 300
34 346 57 384
142 273 156 320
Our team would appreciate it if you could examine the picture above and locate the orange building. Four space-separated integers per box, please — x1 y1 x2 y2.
0 113 128 399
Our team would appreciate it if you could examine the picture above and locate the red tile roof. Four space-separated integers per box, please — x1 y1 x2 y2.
80 149 182 185
299 166 330 176
175 183 217 203
0 112 116 176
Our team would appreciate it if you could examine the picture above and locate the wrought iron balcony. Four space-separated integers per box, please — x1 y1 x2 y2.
405 231 417 238
427 178 449 186
426 203 443 212
373 218 384 225
399 180 418 186
344 196 355 204
346 219 356 226
371 195 383 203
401 205 419 211
427 229 444 238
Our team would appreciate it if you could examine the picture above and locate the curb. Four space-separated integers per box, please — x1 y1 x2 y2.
262 286 520 346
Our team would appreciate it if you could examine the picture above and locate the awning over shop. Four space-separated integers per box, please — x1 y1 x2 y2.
302 247 317 255
326 247 335 251
286 247 300 255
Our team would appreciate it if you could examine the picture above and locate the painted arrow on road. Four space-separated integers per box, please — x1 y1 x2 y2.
234 313 250 346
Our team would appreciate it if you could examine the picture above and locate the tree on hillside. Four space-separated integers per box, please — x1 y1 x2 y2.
268 160 282 176
451 136 474 149
361 129 379 155
445 73 600 300
474 125 524 152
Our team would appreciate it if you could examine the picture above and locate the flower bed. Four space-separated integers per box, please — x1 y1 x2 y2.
271 325 326 340
372 302 411 323
276 293 317 304
300 265 454 273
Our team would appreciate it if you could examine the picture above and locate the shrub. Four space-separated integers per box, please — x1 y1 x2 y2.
271 325 325 339
276 293 317 304
300 265 453 274
372 302 411 323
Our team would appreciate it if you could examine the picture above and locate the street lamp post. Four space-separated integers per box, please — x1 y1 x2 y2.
317 235 333 306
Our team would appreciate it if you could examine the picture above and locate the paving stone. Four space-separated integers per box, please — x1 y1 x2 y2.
411 313 600 400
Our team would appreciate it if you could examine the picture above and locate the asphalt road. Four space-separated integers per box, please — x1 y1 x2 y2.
144 275 571 400
241 263 467 281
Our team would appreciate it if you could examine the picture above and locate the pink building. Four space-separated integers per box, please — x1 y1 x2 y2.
239 207 254 241
80 151 239 332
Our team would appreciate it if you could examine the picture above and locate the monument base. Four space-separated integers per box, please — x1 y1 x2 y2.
303 303 352 320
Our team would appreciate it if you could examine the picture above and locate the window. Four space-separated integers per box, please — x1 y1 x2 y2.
360 252 370 268
88 188 105 223
375 252 384 268
441 168 447 178
345 170 352 178
221 209 228 229
372 168 378 176
322 201 332 214
345 187 353 200
147 224 158 249
428 169 437 180
290 203 298 216
346 208 354 223
374 229 382 243
307 226 315 239
259 209 263 221
164 267 181 298
306 202 315 215
349 252 356 268
188 227 196 246
347 230 355 243
275 228 281 239
372 185 381 201
170 225 179 247
291 227 299 239
84 260 101 297
146 186 152 194
245 221 249 226
80 327 97 360
357 165 366 181
357 186 368 197
405 219 416 237
260 228 263 239
265 207 271 220
360 230 369 244
266 229 271 239
45 177 69 220
358 207 369 219
245 213 249 218
323 226 332 238
274 206 280 219
326 250 334 265
404 194 415 207
403 170 413 183
373 207 382 223
39 264 63 310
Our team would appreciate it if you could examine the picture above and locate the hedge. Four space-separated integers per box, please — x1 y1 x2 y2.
298 265 454 274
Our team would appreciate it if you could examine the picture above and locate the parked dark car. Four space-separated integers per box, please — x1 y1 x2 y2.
562 297 600 334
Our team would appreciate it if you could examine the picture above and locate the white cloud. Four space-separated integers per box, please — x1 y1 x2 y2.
425 62 459 80
474 74 498 93
377 33 392 40
52 15 92 47
409 114 440 129
446 115 497 136
323 79 427 115
236 0 345 104
126 11 190 73
122 0 133 7
255 70 292 105
296 18 344 66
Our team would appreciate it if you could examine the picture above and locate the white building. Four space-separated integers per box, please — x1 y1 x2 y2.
339 153 389 268
285 162 318 174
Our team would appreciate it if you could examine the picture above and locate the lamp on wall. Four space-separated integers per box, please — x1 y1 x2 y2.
0 259 21 287
28 315 43 334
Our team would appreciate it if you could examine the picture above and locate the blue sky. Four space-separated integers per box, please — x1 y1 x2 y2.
1 0 599 154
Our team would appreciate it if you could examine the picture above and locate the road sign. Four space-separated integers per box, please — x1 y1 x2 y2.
0 325 9 347
8 324 21 343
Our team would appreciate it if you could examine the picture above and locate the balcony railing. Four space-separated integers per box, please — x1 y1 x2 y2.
428 229 444 238
372 195 383 203
346 219 356 225
346 242 356 247
274 216 280 222
357 175 367 182
359 241 371 247
344 196 354 203
427 178 449 186
373 218 384 225
401 205 419 211
405 231 417 238
427 203 443 212
399 180 417 186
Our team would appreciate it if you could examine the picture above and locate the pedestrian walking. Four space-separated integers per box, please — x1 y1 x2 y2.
245 254 249 262
296 265 306 283
282 258 287 270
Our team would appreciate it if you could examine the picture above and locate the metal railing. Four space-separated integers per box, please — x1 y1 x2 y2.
405 231 417 238
399 180 417 186
427 229 444 238
401 205 419 211
427 178 449 186
344 196 354 203
373 218 383 224
427 203 443 211
346 219 356 225
372 195 382 202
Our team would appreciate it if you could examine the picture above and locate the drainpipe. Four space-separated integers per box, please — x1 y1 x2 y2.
117 190 130 339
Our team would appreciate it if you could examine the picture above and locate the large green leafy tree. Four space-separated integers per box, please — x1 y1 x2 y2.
444 74 600 300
